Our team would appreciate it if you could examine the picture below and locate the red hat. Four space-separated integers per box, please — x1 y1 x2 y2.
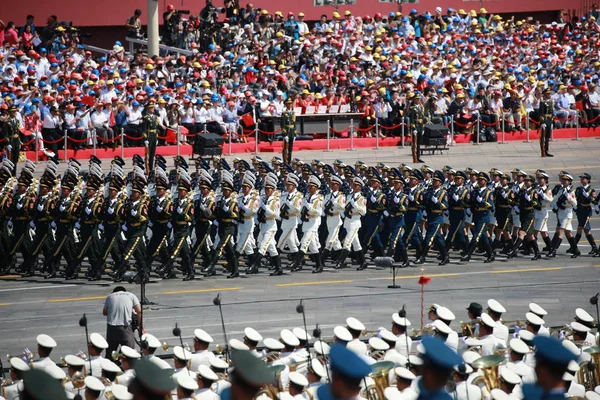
167 4 174 11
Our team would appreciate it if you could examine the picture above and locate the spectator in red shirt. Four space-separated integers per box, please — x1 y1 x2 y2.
4 22 19 46
0 20 5 44
21 25 34 51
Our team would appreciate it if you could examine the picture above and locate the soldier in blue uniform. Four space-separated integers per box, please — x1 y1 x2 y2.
385 169 410 267
359 169 387 266
6 166 35 273
416 171 449 265
508 175 541 260
416 337 463 400
146 173 172 275
461 172 495 263
573 173 598 255
492 173 513 254
316 344 372 400
446 171 469 256
403 169 425 257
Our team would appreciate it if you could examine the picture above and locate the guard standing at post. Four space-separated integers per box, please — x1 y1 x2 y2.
416 171 449 265
408 93 425 164
4 106 21 176
282 98 297 165
539 89 554 158
143 102 160 173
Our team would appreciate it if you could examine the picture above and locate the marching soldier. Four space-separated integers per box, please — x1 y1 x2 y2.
236 171 260 268
277 173 303 257
143 102 160 173
508 175 541 260
547 173 578 258
247 172 282 275
539 88 554 158
192 170 216 269
385 169 409 267
533 171 554 258
146 173 173 274
416 171 449 265
360 171 387 265
446 171 469 256
4 105 21 176
321 174 346 268
112 176 149 283
404 169 425 257
162 174 195 281
492 173 513 254
282 98 297 165
407 93 425 164
6 165 35 273
204 171 239 279
573 173 598 255
291 175 324 272
461 172 495 263
334 176 367 269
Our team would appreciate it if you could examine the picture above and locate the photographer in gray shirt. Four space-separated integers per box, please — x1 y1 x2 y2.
103 286 141 357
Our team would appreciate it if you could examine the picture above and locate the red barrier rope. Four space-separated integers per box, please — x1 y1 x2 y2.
480 120 500 127
355 125 375 132
97 135 123 143
124 134 143 141
41 137 65 144
256 128 282 135
579 114 600 124
67 137 90 143
330 127 350 135
238 129 257 138
380 123 403 130
453 120 476 128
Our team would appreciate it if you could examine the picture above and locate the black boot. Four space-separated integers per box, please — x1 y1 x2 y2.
547 237 562 258
356 251 368 271
290 251 305 272
227 255 239 279
321 249 330 264
201 250 217 273
438 248 450 266
568 236 581 258
508 238 523 259
531 239 542 260
484 240 495 263
460 241 477 262
586 233 598 255
334 249 349 269
542 235 552 253
544 233 558 252
415 246 429 264
398 247 410 267
312 253 324 274
569 233 581 254
245 253 263 274
270 255 283 276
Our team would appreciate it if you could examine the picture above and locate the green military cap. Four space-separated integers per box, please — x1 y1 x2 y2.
129 357 176 397
231 350 275 388
22 369 68 400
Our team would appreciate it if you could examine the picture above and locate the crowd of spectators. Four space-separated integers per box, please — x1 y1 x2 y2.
1 4 600 156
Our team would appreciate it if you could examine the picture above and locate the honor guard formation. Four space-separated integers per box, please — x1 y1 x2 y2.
2 299 600 400
1 155 600 280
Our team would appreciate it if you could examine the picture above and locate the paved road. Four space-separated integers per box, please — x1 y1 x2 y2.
2 138 600 362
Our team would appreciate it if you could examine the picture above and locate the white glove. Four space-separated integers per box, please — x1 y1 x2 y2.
431 195 438 204
241 204 249 212
7 220 13 228
502 191 508 199
595 204 600 214
443 210 449 217
148 221 153 228
6 145 12 152
370 195 377 202
16 202 23 210
260 203 267 210
85 207 92 215
177 207 183 214
383 210 390 217
422 210 428 218
29 221 36 228
513 205 520 212
75 222 81 230
213 220 219 226
156 206 163 212
37 204 44 211
524 193 531 201
222 205 229 212
466 208 472 217
51 221 57 228
144 140 149 146
167 222 173 229
476 196 482 203
541 123 547 130
121 224 128 232
408 194 415 201
131 209 137 216
452 193 459 201
98 223 104 231
60 205 66 212
583 190 590 198
108 207 115 215
394 196 400 204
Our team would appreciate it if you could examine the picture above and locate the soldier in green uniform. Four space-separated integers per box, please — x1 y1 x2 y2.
89 174 126 281
539 88 554 158
192 170 216 269
6 165 35 273
161 173 195 281
45 169 81 279
21 168 58 277
407 93 425 164
0 162 15 274
147 172 173 275
113 176 149 283
282 98 296 165
143 102 160 173
4 106 21 176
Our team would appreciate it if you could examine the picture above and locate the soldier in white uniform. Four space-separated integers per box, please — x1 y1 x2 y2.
2 358 29 400
306 359 326 400
288 372 309 400
175 374 199 400
465 313 506 356
31 334 57 370
533 171 553 253
334 177 367 269
290 175 323 273
435 306 459 352
452 364 482 400
88 333 109 378
391 314 412 357
433 320 458 353
247 173 281 275
548 172 578 257
172 346 193 384
115 346 140 387
236 171 259 263
346 317 368 356
320 175 346 266
290 328 311 365
487 299 509 344
190 329 216 372
209 358 231 395
84 376 106 400
194 365 220 400
394 367 418 400
277 173 303 255
507 339 536 383
574 308 597 345
242 327 264 357
528 303 550 336
62 354 87 396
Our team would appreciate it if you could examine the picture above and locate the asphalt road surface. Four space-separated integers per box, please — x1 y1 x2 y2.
2 138 600 362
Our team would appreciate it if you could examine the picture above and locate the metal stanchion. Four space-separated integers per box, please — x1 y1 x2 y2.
325 123 332 152
225 129 232 156
34 131 39 163
121 131 125 160
501 118 506 144
449 116 455 146
524 117 531 143
253 110 259 155
474 116 481 145
401 121 405 148
63 129 68 161
573 115 581 141
176 126 181 157
375 119 380 150
93 129 97 157
348 119 354 151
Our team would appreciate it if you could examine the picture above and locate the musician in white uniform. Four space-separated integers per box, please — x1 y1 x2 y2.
88 333 109 378
175 374 198 400
452 364 482 400
172 346 193 384
277 173 303 255
487 299 509 344
115 346 140 387
242 327 264 358
2 358 29 400
190 329 216 372
306 359 327 400
465 313 506 356
209 358 231 395
31 334 57 370
528 303 550 336
63 355 87 396
288 372 309 400
507 339 536 383
391 314 412 357
194 365 220 400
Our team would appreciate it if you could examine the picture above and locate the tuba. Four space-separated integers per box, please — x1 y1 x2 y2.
471 354 503 392
579 346 600 391
363 361 394 400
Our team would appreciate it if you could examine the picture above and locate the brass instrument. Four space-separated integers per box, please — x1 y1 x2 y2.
460 320 476 337
252 365 283 400
7 351 36 368
471 354 503 392
579 346 600 391
111 350 124 361
303 388 315 400
411 326 434 337
62 371 86 389
363 361 394 400
262 352 281 363
1 378 13 387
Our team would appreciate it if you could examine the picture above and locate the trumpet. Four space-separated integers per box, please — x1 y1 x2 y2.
1 378 13 387
62 371 86 389
460 321 476 337
111 350 124 361
6 351 36 368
